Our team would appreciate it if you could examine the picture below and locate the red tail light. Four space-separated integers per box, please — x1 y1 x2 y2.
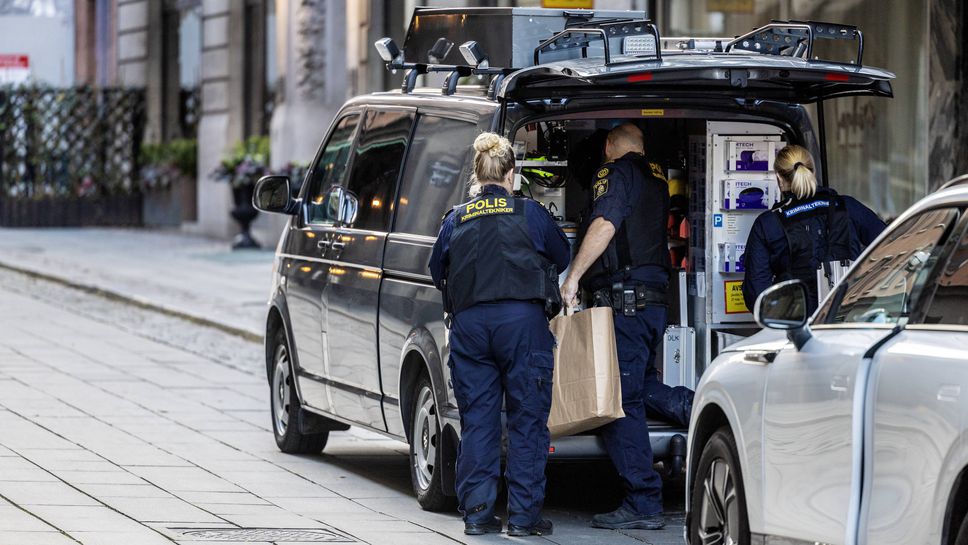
824 73 851 82
628 73 653 83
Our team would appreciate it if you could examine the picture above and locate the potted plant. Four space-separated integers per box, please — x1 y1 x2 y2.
212 135 270 249
139 138 197 226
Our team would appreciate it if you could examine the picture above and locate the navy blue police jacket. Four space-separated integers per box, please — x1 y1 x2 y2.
584 152 670 290
429 185 572 295
741 188 886 310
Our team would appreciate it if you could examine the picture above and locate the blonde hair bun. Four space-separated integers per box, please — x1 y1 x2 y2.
474 132 511 158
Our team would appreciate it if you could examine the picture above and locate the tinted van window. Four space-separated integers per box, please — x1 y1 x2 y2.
343 109 415 231
923 222 968 326
305 114 360 225
393 115 476 237
815 208 958 325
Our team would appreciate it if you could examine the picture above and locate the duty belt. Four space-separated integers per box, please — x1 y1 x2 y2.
594 282 667 317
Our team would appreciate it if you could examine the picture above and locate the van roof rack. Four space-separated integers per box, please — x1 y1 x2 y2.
725 20 865 65
533 18 662 66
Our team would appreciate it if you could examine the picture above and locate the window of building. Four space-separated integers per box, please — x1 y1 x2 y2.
392 115 475 237
815 207 959 325
342 109 415 231
304 114 360 225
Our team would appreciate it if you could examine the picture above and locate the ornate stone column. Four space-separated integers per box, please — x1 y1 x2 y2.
268 0 347 171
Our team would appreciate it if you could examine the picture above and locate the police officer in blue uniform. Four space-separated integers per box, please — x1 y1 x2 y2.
742 144 885 313
429 132 570 537
561 122 692 530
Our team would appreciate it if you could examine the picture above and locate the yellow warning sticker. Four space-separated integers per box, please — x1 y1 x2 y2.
641 109 665 117
593 179 609 200
725 280 749 314
597 167 609 179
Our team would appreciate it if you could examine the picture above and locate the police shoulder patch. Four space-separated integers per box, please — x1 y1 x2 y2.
649 162 667 182
593 178 609 201
597 167 610 179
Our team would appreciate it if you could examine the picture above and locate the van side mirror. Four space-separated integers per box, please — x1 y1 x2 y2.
754 280 812 350
253 175 298 215
323 186 360 226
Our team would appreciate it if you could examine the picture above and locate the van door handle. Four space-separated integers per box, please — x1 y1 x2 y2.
331 241 345 250
317 240 330 250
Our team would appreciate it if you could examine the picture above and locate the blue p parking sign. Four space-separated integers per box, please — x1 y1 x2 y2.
713 214 723 228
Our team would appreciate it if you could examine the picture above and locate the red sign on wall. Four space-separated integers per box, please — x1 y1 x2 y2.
0 54 30 84
0 55 29 68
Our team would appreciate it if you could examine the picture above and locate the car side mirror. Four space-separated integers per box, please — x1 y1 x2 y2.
323 186 359 226
253 175 298 215
754 280 813 350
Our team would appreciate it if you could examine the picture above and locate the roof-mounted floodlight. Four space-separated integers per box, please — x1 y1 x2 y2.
459 41 489 69
428 37 454 64
374 37 403 65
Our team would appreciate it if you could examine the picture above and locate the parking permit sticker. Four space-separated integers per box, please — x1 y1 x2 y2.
713 214 724 228
724 280 749 314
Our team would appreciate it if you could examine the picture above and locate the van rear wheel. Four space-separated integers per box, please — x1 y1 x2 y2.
409 375 456 512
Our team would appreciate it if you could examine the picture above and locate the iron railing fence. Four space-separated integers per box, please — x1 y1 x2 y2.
0 86 146 199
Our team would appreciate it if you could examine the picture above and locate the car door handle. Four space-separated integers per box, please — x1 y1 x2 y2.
331 241 345 250
744 350 777 364
831 375 849 392
317 240 330 250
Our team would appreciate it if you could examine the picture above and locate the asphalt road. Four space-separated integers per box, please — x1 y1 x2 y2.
0 267 685 545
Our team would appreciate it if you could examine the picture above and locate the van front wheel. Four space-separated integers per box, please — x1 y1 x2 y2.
270 329 328 454
409 375 456 512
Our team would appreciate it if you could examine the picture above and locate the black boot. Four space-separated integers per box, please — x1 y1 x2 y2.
464 516 502 535
507 518 554 537
591 506 665 530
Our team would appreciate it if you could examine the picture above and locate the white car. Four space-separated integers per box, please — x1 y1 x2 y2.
686 176 968 545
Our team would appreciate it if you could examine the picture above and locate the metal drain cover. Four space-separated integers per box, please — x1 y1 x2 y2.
171 527 356 542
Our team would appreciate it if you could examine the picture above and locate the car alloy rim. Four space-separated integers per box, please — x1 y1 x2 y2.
272 344 291 437
697 457 740 545
412 385 437 491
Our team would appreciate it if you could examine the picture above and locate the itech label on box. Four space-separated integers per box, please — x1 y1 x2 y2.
728 140 775 172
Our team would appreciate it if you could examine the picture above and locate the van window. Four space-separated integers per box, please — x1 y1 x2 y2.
342 109 415 231
393 115 476 237
922 221 968 326
304 114 360 225
815 208 958 325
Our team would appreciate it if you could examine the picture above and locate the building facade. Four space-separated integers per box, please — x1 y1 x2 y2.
6 0 962 237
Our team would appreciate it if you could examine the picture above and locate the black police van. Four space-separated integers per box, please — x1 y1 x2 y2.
252 7 894 513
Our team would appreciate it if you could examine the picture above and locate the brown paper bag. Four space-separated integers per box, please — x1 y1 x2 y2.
547 307 624 439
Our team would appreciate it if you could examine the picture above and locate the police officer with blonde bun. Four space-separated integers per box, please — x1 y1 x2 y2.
742 144 885 313
429 132 570 537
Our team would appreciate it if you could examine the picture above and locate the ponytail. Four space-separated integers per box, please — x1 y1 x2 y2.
774 144 817 200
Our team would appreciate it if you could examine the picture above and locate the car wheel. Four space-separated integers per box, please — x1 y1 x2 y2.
270 329 328 454
409 375 456 512
690 427 750 545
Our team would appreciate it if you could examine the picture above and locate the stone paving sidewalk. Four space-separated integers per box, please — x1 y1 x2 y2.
0 270 685 545
0 228 273 339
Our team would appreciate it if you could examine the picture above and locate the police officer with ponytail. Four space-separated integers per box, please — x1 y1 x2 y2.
429 132 570 537
742 144 886 313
